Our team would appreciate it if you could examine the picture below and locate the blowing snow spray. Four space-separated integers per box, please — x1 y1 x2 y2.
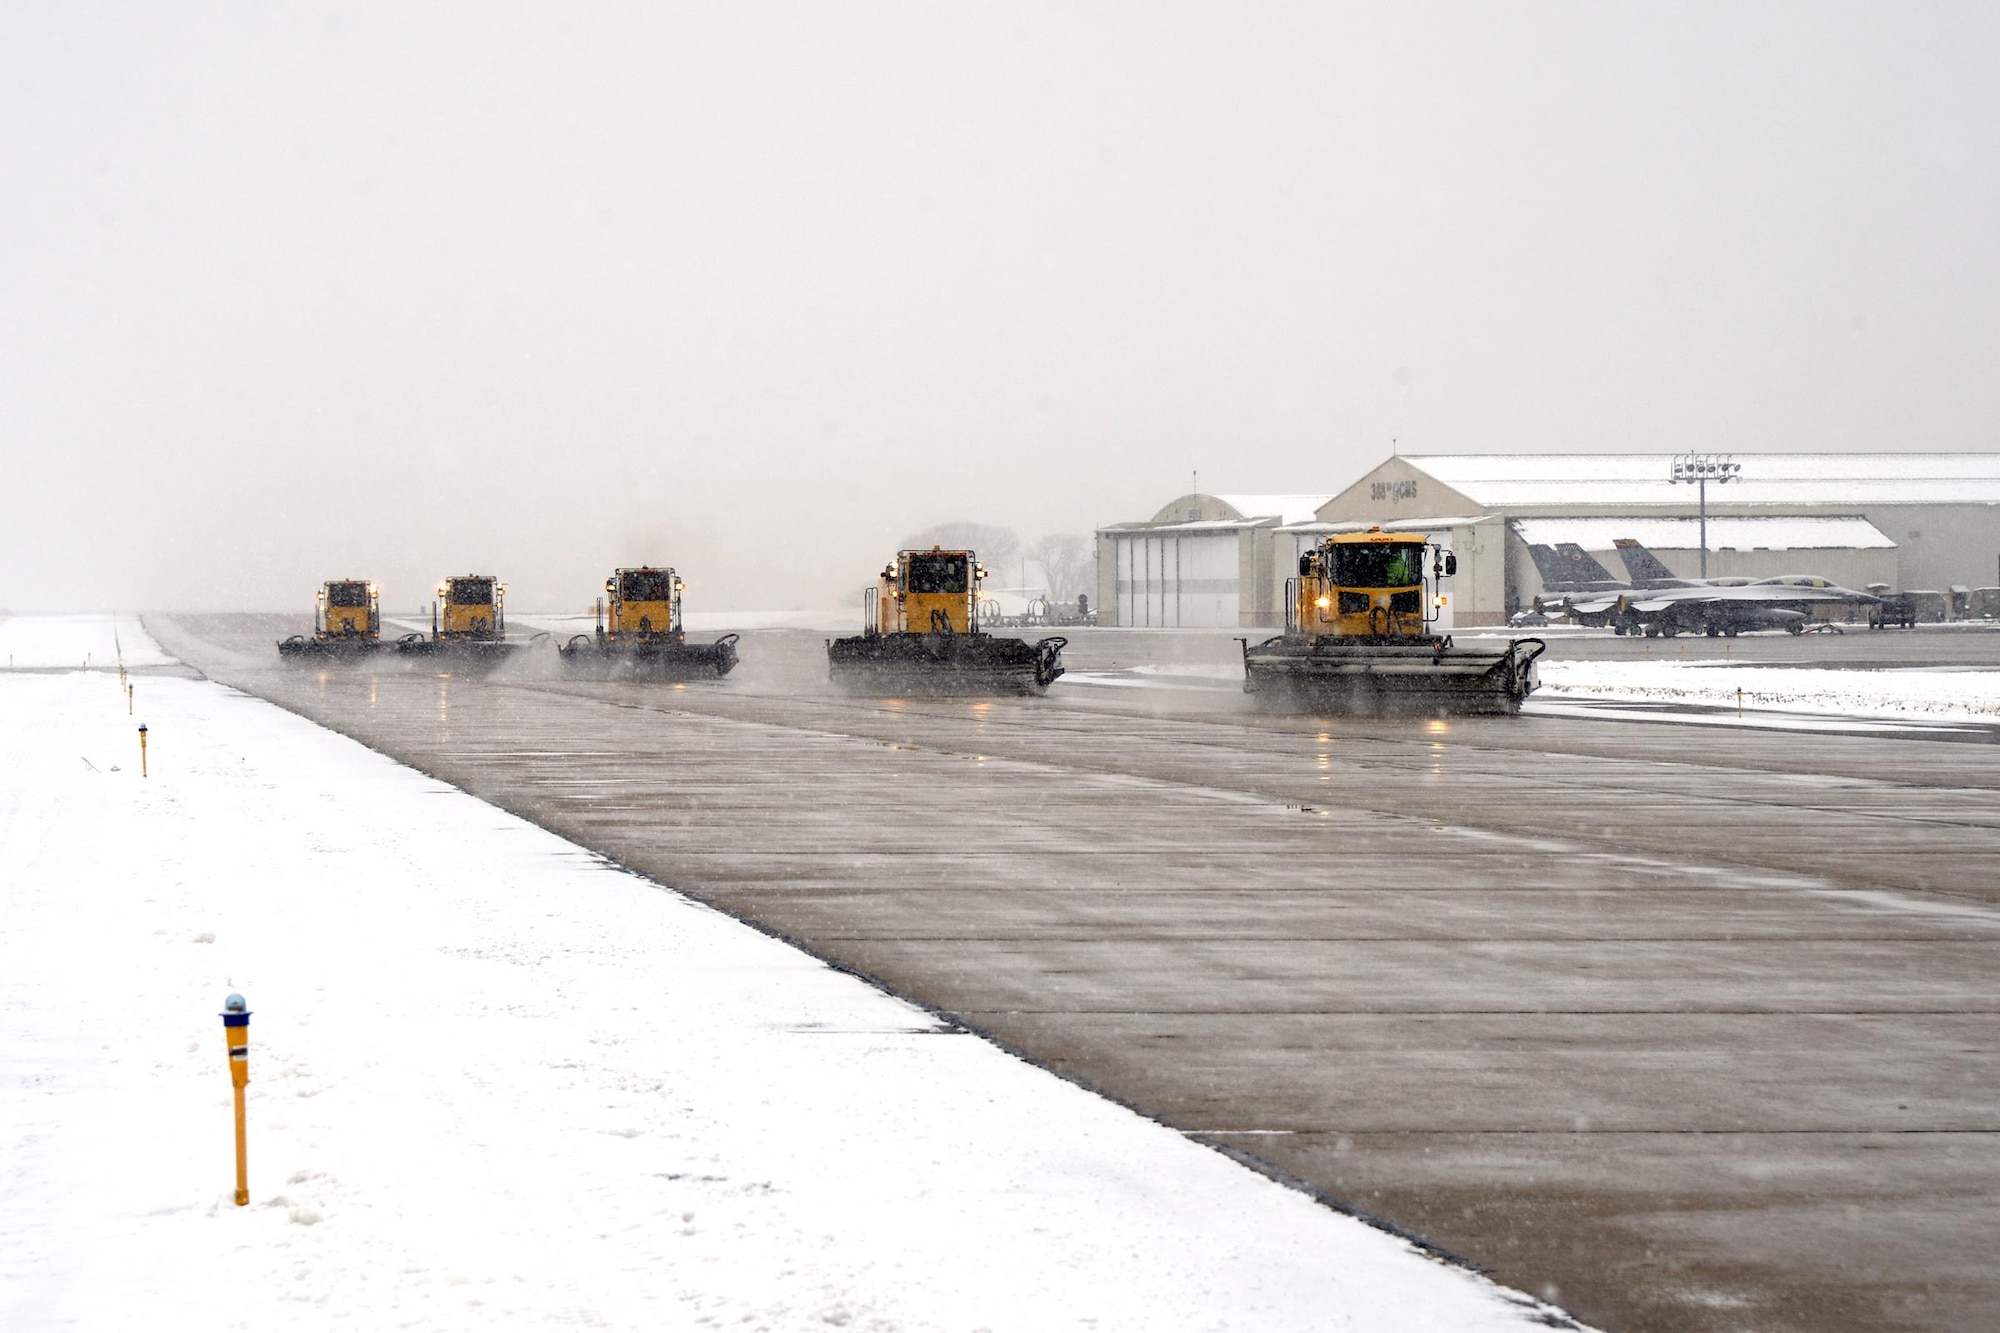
222 993 251 1205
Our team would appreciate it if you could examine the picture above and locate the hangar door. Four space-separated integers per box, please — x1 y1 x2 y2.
1114 532 1240 627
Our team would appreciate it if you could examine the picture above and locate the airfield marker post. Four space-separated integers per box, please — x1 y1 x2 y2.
137 723 147 777
1737 688 1744 719
221 993 251 1206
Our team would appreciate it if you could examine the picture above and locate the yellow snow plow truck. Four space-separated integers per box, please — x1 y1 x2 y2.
828 547 1065 695
397 574 520 666
1242 527 1544 714
277 579 382 660
557 567 739 678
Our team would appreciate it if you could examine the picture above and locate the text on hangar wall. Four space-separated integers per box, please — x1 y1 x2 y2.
1371 480 1419 503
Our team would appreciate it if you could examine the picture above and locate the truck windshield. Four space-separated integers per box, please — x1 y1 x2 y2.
619 571 676 602
325 581 370 607
1332 544 1424 588
449 579 495 606
907 554 970 594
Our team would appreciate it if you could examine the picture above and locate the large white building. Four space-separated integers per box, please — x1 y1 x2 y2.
1097 453 2000 628
1095 494 1331 629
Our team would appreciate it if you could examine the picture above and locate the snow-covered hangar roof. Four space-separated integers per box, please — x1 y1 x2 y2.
1280 515 1494 535
1401 453 2000 507
1512 515 1896 551
1098 516 1273 534
1112 493 1337 531
1211 494 1338 524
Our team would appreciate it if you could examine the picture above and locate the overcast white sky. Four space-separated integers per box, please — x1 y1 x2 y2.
4 2 1997 611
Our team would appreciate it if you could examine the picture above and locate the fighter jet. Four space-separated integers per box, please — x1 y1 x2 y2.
1572 576 1882 638
1526 536 1878 636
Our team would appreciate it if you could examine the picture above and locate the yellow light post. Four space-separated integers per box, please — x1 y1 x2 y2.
222 993 251 1206
137 724 148 778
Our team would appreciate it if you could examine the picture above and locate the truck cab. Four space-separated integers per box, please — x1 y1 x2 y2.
437 576 505 641
872 548 986 636
603 567 685 643
1293 529 1453 641
318 580 379 641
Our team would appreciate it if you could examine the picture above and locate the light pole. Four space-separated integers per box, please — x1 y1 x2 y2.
1669 453 1740 578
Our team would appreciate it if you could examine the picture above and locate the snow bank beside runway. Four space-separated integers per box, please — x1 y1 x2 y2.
1539 660 2000 722
933 633 2000 727
1055 655 2000 724
0 613 175 668
0 627 1582 1330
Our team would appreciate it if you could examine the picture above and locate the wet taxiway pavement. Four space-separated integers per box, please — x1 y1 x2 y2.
150 615 2000 1333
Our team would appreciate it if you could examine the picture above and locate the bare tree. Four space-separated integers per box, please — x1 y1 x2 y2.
899 522 1021 581
1027 533 1091 602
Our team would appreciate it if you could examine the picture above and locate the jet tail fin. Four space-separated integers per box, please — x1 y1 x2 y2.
1614 538 1681 586
1526 543 1577 591
1555 542 1621 587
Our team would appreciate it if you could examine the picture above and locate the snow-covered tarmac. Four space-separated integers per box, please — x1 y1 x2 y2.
0 613 174 670
0 618 1581 1332
1055 649 2000 726
1538 658 2000 724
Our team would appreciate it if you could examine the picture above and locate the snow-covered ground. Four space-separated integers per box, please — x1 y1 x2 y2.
1053 649 2000 725
0 613 175 668
0 615 1581 1332
1538 659 2000 723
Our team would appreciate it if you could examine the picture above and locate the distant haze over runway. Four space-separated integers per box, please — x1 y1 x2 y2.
5 3 1998 611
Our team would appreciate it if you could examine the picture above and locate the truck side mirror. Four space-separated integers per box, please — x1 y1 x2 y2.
1438 552 1458 577
1299 554 1314 576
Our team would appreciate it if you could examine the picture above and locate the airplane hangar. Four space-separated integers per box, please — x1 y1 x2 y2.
1096 452 2000 628
1093 493 1333 631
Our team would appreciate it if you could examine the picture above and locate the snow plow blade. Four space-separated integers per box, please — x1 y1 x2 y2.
1242 636 1546 715
277 635 383 662
557 633 740 679
393 634 521 670
828 632 1065 696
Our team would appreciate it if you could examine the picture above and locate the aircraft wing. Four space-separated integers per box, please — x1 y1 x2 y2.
1634 584 1877 607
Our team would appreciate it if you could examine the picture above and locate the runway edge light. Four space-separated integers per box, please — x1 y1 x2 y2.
222 993 251 1206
